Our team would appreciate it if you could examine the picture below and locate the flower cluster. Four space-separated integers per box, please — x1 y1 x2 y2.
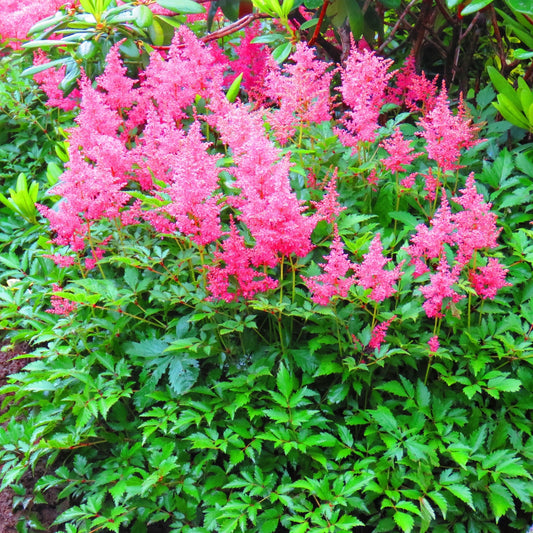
408 174 507 317
37 28 508 332
337 45 393 145
46 284 78 316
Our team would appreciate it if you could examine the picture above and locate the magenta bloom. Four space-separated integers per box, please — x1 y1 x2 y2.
417 86 480 172
389 54 439 112
312 170 346 224
207 218 278 302
452 173 501 265
380 128 421 173
266 42 333 143
213 102 316 267
356 234 403 302
161 122 223 246
338 46 393 145
0 0 65 46
303 227 358 306
46 284 78 316
369 316 396 350
419 257 464 318
408 193 457 267
428 336 440 353
470 258 511 300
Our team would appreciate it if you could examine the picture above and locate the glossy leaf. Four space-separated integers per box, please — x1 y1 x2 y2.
460 0 493 16
506 0 533 15
156 0 206 14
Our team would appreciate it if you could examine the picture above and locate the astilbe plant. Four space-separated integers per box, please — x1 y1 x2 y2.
2 24 532 533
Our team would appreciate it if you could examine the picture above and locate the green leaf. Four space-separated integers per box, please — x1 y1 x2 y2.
488 484 514 522
272 41 292 64
460 0 493 15
499 187 532 209
416 380 430 408
327 382 349 403
495 94 530 130
156 0 206 13
404 438 431 461
486 375 521 393
226 73 243 103
276 362 293 400
375 381 409 397
503 478 533 505
488 67 520 107
428 490 448 519
133 4 154 27
389 211 420 230
506 0 533 15
168 357 199 395
22 39 79 49
370 405 398 434
22 58 70 77
27 12 69 36
442 484 475 510
393 511 414 532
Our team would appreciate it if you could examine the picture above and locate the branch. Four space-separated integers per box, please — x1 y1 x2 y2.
308 0 330 46
377 0 418 53
201 12 270 43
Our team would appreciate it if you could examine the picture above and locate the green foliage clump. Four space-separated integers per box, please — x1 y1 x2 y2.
0 5 533 533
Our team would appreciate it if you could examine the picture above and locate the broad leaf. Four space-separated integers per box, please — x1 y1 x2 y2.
156 0 206 13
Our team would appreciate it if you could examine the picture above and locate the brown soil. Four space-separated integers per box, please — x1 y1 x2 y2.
0 340 60 532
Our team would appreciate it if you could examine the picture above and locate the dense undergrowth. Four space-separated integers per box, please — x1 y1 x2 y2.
1 1 533 532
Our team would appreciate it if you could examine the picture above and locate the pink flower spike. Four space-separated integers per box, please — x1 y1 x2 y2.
452 173 501 266
302 225 358 305
380 128 421 173
389 54 439 113
312 170 346 223
338 45 393 145
43 254 76 268
417 85 481 172
266 41 333 144
369 315 397 351
46 284 78 316
428 335 439 353
400 172 418 190
206 217 278 302
469 258 511 300
419 256 464 318
356 233 404 303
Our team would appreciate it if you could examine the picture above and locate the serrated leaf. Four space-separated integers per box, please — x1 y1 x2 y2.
124 266 139 291
393 511 414 532
404 438 430 461
168 357 199 395
126 338 169 358
276 362 293 400
428 490 448 518
228 448 245 466
503 478 533 505
442 484 475 509
488 483 514 522
499 187 532 209
327 382 349 403
416 380 430 408
389 211 420 229
487 376 522 392
375 380 409 397
370 405 398 433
